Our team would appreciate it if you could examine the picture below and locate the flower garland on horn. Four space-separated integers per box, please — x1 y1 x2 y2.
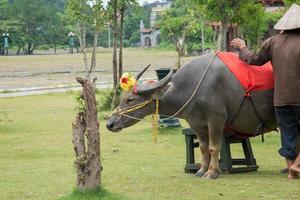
120 73 137 92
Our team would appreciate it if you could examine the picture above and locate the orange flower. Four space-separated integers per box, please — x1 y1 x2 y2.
120 73 136 91
121 77 128 84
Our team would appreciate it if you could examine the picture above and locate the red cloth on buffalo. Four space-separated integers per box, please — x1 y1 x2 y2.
217 51 275 138
217 51 274 93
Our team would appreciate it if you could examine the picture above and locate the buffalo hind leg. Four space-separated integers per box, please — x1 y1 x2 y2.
195 132 210 177
203 119 225 179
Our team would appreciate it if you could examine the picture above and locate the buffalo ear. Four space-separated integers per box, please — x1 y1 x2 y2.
151 82 173 99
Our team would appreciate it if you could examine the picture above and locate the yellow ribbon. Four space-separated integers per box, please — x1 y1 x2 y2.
152 99 159 143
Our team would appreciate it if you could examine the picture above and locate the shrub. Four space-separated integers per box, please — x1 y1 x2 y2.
95 88 114 111
129 32 141 46
123 39 130 48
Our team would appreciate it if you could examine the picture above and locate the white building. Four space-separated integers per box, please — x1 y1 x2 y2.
140 0 172 47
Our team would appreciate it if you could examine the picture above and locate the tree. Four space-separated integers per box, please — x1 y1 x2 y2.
0 0 68 55
234 2 267 47
0 0 11 54
284 0 300 7
107 0 119 108
160 0 203 68
196 0 267 50
205 0 242 50
67 0 105 191
0 0 65 54
262 11 283 40
9 0 63 54
43 4 67 54
107 0 137 108
118 0 138 80
123 4 151 46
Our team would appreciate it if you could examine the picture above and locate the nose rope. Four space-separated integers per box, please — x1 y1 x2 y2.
116 112 144 121
113 98 160 143
111 100 151 125
114 98 154 120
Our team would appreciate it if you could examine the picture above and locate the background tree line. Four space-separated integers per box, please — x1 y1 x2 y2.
159 0 299 67
0 0 151 55
0 0 298 56
0 0 68 55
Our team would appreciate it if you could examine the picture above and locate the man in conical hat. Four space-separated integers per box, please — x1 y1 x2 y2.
231 4 300 179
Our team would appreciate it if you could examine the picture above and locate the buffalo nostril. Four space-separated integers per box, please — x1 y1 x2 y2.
106 121 115 130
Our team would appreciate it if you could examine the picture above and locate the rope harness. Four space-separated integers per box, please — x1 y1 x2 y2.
115 99 154 121
114 98 160 143
228 91 277 142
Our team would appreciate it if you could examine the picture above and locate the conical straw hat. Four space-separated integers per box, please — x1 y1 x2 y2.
274 4 300 30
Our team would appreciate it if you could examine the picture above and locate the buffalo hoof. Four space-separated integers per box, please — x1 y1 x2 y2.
202 169 220 179
194 167 208 177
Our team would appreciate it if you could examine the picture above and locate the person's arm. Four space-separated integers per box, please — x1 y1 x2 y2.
231 38 272 66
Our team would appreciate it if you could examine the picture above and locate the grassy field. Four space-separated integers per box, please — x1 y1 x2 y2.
1 93 300 200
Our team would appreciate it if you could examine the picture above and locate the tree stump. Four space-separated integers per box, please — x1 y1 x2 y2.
72 77 101 191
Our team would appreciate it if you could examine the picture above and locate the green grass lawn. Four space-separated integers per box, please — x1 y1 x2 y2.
0 93 300 200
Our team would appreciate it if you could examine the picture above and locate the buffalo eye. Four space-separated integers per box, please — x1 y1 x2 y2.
127 96 135 103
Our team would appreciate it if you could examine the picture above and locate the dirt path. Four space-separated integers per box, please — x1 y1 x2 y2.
0 48 195 91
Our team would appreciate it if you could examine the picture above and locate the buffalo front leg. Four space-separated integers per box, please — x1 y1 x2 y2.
202 119 225 179
194 132 210 177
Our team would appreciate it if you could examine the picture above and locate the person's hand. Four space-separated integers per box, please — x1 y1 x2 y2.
230 38 246 50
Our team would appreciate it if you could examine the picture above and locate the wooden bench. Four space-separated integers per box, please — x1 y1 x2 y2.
182 128 259 173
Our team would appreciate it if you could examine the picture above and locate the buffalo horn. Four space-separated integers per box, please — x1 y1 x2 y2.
137 68 174 94
135 64 151 81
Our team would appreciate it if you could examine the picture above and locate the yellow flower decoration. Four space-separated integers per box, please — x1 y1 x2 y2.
120 73 137 91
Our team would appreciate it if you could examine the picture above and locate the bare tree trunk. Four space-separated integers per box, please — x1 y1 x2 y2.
108 27 111 48
217 22 228 51
16 46 21 55
168 22 187 69
29 46 35 55
72 77 101 191
27 43 35 55
112 0 118 89
213 29 217 47
177 50 181 69
82 28 89 79
27 42 31 55
201 20 205 54
111 0 119 109
90 27 99 76
118 7 125 80
78 23 89 80
175 43 185 69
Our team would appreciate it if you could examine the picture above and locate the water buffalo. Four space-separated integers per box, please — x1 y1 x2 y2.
106 53 277 179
